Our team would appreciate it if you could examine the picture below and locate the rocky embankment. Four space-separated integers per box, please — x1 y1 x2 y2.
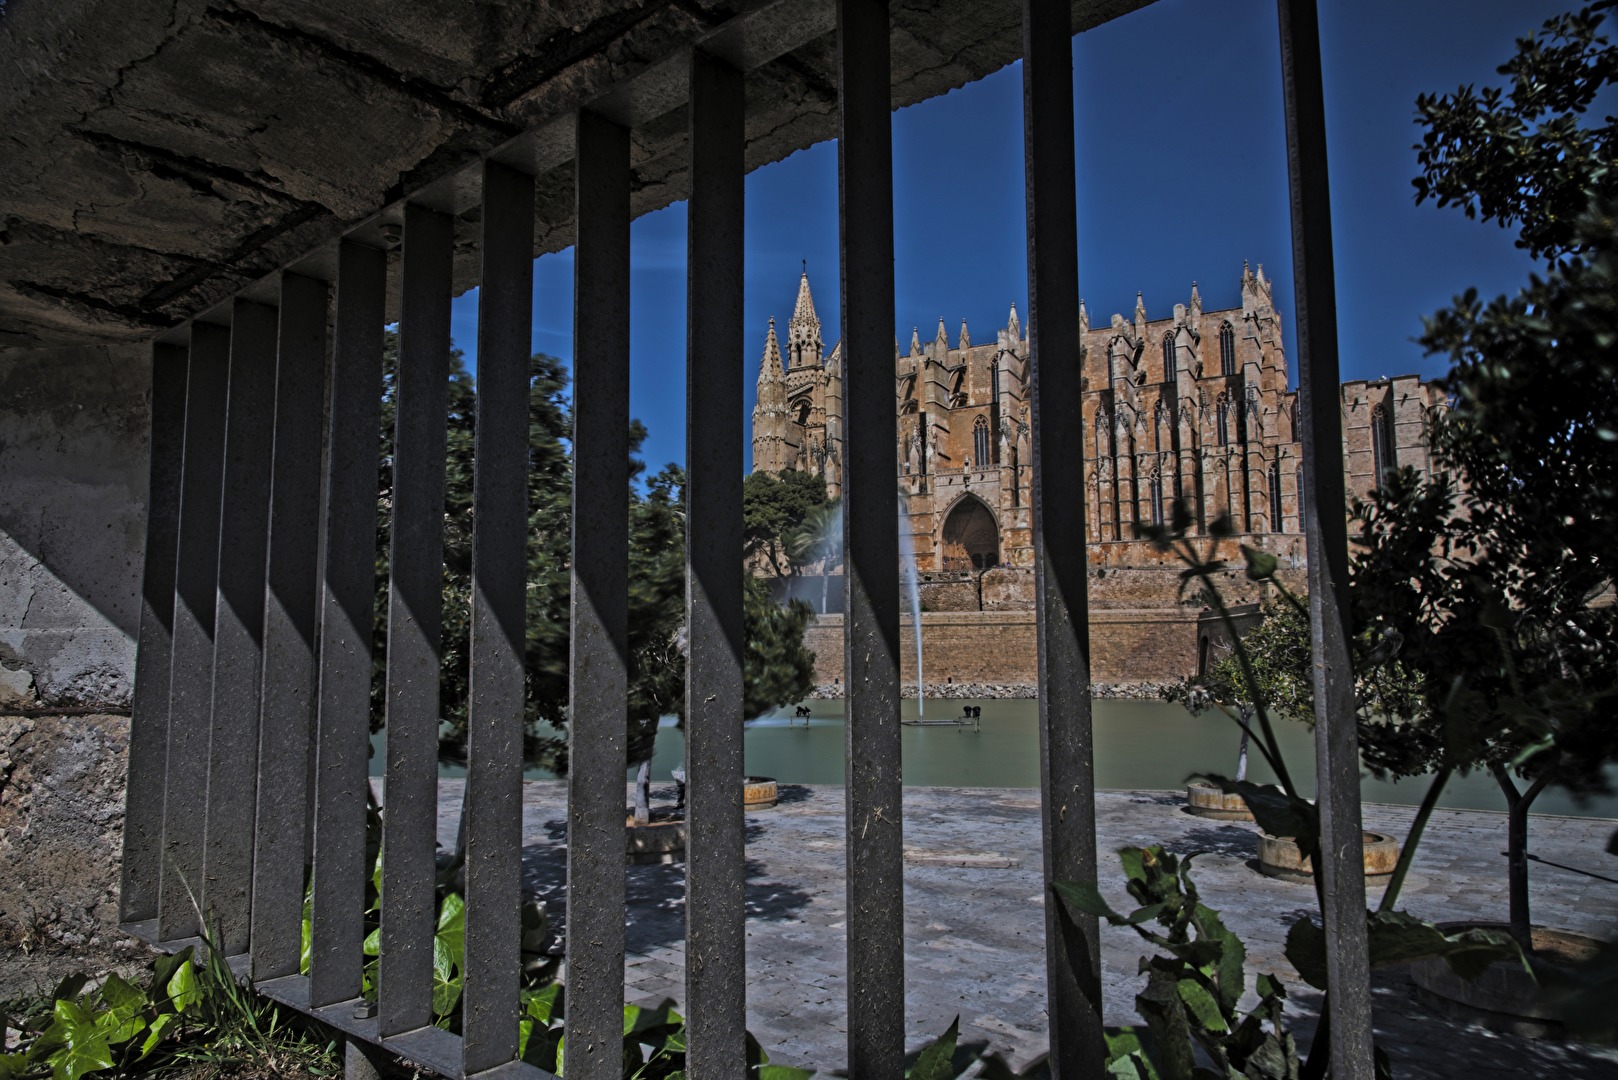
805 682 1175 701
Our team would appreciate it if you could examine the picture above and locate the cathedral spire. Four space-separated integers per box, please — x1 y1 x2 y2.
756 317 785 393
787 270 824 368
958 318 970 350
1007 301 1021 341
910 326 922 356
935 316 949 353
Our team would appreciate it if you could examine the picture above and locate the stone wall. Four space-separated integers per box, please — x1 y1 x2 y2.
0 713 137 985
805 605 1224 688
0 345 150 709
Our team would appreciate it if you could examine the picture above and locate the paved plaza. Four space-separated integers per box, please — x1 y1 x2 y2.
434 781 1618 1077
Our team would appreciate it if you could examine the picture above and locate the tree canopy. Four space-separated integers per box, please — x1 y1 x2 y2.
742 469 830 577
370 334 816 777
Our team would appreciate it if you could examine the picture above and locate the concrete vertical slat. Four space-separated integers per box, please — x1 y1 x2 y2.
564 107 632 1080
309 240 387 1008
377 203 454 1038
121 343 188 924
836 1 905 1075
203 298 280 956
1021 1 1103 1075
684 46 749 1080
251 272 330 980
1276 1 1373 1075
460 160 535 1073
158 321 231 941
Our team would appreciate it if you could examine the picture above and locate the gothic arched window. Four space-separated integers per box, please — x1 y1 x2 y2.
1216 394 1230 447
1270 459 1284 532
1219 321 1236 376
1153 399 1169 453
1150 471 1165 527
1162 331 1177 384
1371 403 1396 483
973 416 991 469
1296 463 1305 521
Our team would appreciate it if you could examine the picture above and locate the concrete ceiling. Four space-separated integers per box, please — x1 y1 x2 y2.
0 0 1151 352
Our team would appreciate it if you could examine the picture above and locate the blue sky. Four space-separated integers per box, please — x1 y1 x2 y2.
449 0 1579 476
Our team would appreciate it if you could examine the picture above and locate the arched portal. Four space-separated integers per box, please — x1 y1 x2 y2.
940 496 1000 570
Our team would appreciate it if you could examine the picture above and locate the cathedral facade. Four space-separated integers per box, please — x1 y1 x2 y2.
752 266 1445 623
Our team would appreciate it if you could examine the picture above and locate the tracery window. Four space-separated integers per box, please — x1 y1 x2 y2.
1219 321 1236 376
1153 399 1169 453
1371 403 1396 483
973 416 991 469
1269 459 1284 532
1150 471 1165 528
1162 331 1177 384
1216 394 1230 447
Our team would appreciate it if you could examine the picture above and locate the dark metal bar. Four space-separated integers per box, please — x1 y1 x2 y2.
203 299 280 956
251 272 331 981
1021 2 1103 1075
377 203 454 1038
836 2 904 1075
565 107 631 1080
158 321 232 941
309 240 388 1008
1276 1 1373 1074
460 160 535 1073
121 343 189 923
684 46 748 1080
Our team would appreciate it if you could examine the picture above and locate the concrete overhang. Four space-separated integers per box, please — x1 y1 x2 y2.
0 0 1152 353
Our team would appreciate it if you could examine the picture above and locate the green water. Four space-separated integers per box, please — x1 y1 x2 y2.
383 698 1618 819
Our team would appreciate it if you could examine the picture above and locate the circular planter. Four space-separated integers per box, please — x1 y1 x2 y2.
1410 923 1602 1039
1185 782 1255 821
743 776 779 810
1256 831 1400 883
626 816 687 865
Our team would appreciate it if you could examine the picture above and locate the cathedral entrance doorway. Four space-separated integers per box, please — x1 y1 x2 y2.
941 496 1000 570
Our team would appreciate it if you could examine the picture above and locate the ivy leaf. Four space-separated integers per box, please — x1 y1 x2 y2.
91 974 148 1045
137 1012 177 1061
906 1016 959 1080
43 1000 115 1080
165 960 200 1014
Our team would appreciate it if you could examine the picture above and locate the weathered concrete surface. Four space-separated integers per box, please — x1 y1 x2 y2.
0 0 1150 351
0 713 145 988
436 781 1618 1077
0 345 150 708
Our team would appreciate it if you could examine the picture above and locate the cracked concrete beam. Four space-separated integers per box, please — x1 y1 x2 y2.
1 0 1153 352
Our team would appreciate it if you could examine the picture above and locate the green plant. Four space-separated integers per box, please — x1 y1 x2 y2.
1057 846 1302 1080
0 940 339 1080
1135 502 1525 1075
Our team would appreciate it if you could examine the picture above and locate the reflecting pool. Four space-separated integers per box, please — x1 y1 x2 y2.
399 698 1618 819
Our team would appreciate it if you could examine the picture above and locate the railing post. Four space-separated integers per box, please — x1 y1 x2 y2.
309 239 387 1008
1276 1 1374 1075
1021 2 1103 1075
836 1 905 1075
684 45 748 1080
460 159 536 1074
204 297 280 957
158 321 231 942
251 271 330 980
377 202 455 1039
121 343 188 925
565 107 632 1080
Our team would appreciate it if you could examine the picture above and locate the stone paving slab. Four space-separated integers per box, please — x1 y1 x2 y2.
435 781 1618 1077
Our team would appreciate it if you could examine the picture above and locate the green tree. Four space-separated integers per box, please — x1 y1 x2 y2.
742 469 829 577
370 334 817 821
1355 1 1618 944
1413 1 1618 264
